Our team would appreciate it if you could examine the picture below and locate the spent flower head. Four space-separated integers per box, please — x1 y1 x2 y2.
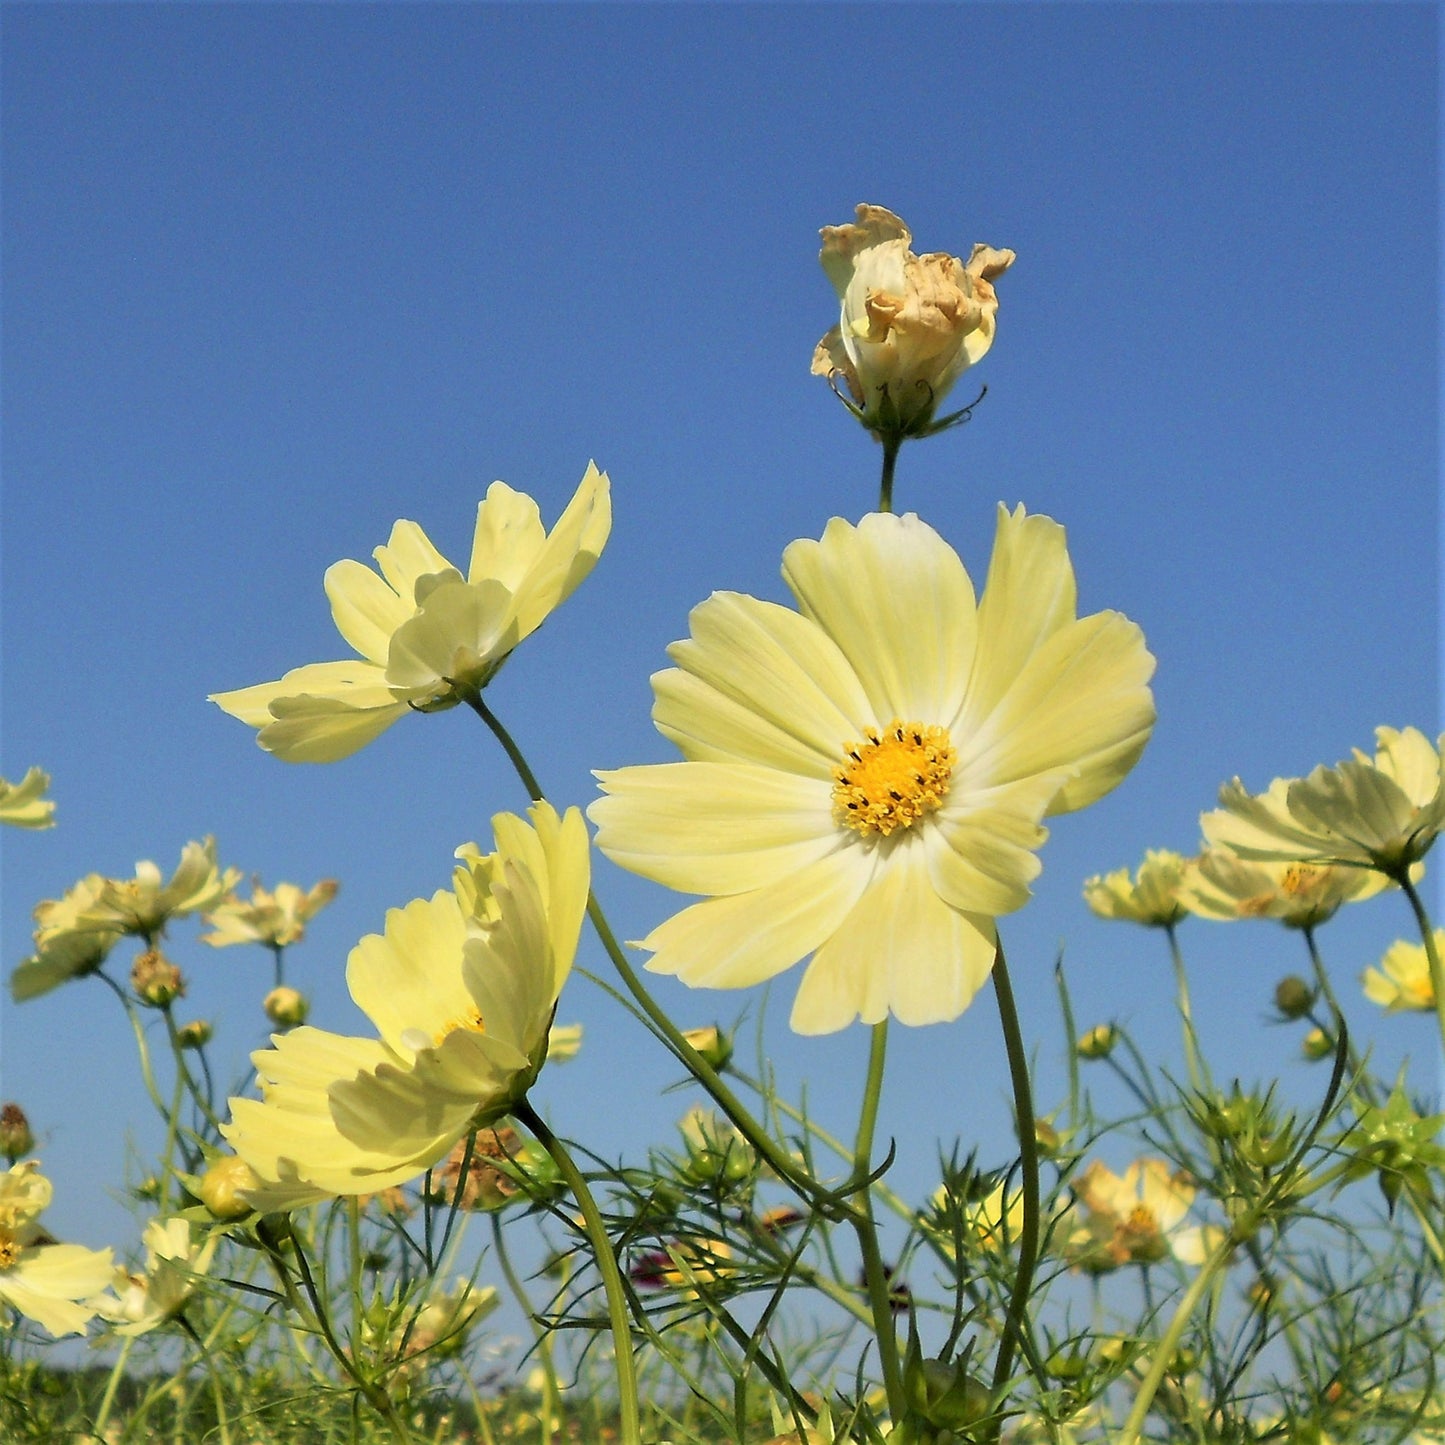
0 769 55 829
812 204 1015 443
210 467 610 762
221 802 588 1208
591 506 1154 1033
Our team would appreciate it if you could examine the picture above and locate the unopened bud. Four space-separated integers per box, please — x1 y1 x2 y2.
0 1103 34 1161
682 1025 732 1070
200 1155 260 1219
1301 1027 1334 1061
264 986 309 1029
1273 975 1315 1020
176 1019 213 1049
1077 1023 1118 1059
131 949 184 1007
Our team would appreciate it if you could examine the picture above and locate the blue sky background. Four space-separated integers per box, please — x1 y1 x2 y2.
1 0 1438 1335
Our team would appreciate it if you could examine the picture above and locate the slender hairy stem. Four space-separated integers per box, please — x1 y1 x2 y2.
515 1100 641 1445
850 1021 905 1418
987 937 1041 1430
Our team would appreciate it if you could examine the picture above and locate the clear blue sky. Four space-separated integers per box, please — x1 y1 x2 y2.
2 2 1438 1285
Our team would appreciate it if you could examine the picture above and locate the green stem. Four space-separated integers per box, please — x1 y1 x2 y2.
1165 923 1207 1093
879 435 902 514
1116 1232 1236 1445
467 693 546 801
492 1213 563 1442
1398 873 1445 1055
987 937 1042 1429
515 1100 641 1445
92 1335 134 1437
850 1021 905 1418
1302 926 1373 1103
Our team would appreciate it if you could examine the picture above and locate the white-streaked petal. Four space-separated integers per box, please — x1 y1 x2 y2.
641 848 872 990
790 843 998 1033
781 512 976 724
590 762 836 895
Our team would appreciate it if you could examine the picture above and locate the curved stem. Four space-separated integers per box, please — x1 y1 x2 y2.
467 694 546 802
987 936 1041 1430
1398 873 1445 1055
1302 926 1373 1103
850 1021 905 1418
515 1100 641 1445
91 1335 134 1437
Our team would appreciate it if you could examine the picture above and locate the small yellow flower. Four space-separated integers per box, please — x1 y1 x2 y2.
0 1162 114 1337
591 507 1154 1034
1183 848 1387 929
1077 1023 1119 1059
203 877 339 949
1362 933 1442 1012
77 839 240 939
210 468 611 763
221 803 588 1208
0 769 55 829
401 1280 499 1363
10 874 119 1002
96 1217 217 1337
1204 727 1445 877
1066 1159 1209 1271
1082 850 1192 926
812 204 1015 440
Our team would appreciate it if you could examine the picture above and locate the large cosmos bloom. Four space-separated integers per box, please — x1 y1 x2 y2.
210 466 610 763
590 507 1155 1034
1203 727 1445 878
221 803 588 1209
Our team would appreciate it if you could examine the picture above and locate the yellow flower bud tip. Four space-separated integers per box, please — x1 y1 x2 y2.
262 986 309 1028
1301 1028 1335 1061
1077 1023 1119 1059
199 1156 261 1219
1273 975 1316 1019
680 1025 733 1070
0 1103 35 1161
176 1020 214 1049
130 950 184 1008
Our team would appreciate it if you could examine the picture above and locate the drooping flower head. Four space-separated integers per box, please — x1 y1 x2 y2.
203 876 339 950
1082 849 1193 927
95 1217 217 1337
0 769 55 829
1183 849 1388 930
221 802 589 1209
1203 727 1445 880
812 204 1015 442
11 874 119 1002
0 1162 115 1337
590 506 1155 1034
210 466 610 763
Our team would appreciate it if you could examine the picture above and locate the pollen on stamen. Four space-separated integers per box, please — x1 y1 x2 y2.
831 718 956 838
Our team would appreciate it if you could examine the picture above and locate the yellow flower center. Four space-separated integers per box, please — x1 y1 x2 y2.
832 720 956 838
1280 864 1325 896
1122 1205 1159 1239
433 1008 486 1047
0 1231 20 1269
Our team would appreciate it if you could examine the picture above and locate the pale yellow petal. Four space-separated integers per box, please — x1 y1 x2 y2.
385 579 518 693
781 512 976 724
324 558 414 665
370 519 458 599
466 481 548 592
641 848 871 990
790 844 997 1033
257 691 411 764
658 592 871 773
590 762 835 896
506 463 612 640
210 659 394 726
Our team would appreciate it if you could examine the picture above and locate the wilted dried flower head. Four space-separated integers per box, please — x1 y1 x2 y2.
131 951 184 1009
427 1127 528 1212
812 204 1014 443
0 1105 34 1162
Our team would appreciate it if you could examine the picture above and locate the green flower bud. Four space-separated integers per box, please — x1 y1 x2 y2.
1273 975 1315 1019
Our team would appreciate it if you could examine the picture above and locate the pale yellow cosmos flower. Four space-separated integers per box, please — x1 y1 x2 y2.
220 803 588 1209
202 877 340 949
1065 1159 1213 1272
210 466 611 763
0 769 55 829
73 839 239 938
812 204 1014 439
1183 848 1388 929
1203 727 1445 877
1082 849 1193 927
1362 932 1442 1012
0 1162 115 1337
96 1217 217 1336
590 506 1155 1034
11 874 120 1002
